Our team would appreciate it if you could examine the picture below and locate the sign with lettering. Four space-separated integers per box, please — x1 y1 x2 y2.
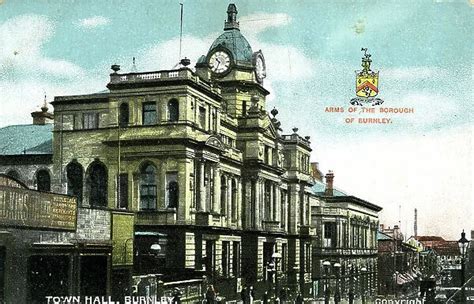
0 185 77 230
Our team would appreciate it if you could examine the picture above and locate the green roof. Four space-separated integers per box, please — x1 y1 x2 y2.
378 231 393 241
208 29 253 65
312 179 348 196
0 124 53 155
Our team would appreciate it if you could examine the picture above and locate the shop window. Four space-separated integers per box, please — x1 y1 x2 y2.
140 164 157 210
168 99 179 122
66 162 83 205
87 161 108 207
166 172 179 209
83 113 99 129
232 242 240 276
222 241 230 277
36 169 51 192
142 102 157 125
119 103 129 127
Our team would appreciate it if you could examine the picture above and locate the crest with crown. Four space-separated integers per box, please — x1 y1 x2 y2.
350 48 384 106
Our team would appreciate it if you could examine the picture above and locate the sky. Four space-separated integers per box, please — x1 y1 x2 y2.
0 0 472 239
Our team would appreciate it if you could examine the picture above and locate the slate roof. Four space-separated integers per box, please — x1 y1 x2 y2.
378 231 394 241
208 29 253 65
0 124 53 155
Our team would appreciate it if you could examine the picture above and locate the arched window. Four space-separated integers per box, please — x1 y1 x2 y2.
140 164 157 210
168 99 179 122
231 179 237 221
87 161 108 207
119 103 129 127
220 176 227 215
66 162 83 205
36 169 51 192
168 181 179 209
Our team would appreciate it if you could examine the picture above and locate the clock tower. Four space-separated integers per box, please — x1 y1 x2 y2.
195 3 269 117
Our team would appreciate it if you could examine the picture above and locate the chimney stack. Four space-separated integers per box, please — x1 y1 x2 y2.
325 170 334 196
31 96 54 125
310 162 323 182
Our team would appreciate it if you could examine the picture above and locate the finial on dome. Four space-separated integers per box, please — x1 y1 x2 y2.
224 4 239 30
41 93 48 112
271 107 279 117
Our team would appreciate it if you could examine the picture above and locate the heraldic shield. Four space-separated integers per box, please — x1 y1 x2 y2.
356 72 379 98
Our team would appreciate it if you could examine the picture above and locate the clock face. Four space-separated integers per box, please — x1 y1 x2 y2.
255 56 266 82
209 51 231 74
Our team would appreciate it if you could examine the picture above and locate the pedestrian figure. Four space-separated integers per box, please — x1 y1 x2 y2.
263 291 269 304
295 293 303 304
205 285 217 304
249 286 255 304
348 290 354 304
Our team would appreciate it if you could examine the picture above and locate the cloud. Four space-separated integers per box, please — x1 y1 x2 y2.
0 15 85 80
313 125 472 239
77 16 110 29
0 15 103 127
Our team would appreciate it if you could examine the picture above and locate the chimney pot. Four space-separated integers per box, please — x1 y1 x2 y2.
325 171 334 196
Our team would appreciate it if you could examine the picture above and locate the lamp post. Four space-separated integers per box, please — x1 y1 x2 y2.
333 263 341 304
361 267 367 304
458 230 470 303
322 261 331 304
272 252 282 300
348 264 354 304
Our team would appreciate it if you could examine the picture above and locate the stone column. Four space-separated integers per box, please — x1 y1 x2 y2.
227 176 232 225
275 185 281 224
236 178 242 226
199 161 205 212
268 182 274 221
213 165 220 213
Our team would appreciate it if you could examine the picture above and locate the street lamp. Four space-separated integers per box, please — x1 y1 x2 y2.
361 267 367 304
322 261 331 304
333 263 341 304
348 264 354 304
458 230 470 303
272 252 282 300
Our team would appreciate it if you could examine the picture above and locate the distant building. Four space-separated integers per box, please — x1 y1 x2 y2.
311 172 382 300
377 230 419 296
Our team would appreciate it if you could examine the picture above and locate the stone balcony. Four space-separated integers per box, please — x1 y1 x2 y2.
107 68 221 96
136 209 177 225
262 220 283 233
299 225 316 236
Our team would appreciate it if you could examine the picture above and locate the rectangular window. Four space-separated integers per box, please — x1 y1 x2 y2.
324 222 337 248
282 243 287 272
242 100 247 116
199 106 206 130
232 242 240 277
83 113 98 129
222 241 230 277
117 173 128 209
140 184 157 210
142 102 157 125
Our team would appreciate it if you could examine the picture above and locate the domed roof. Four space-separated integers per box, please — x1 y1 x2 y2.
208 29 253 65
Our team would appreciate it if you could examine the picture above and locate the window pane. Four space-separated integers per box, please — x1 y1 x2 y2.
142 103 156 125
